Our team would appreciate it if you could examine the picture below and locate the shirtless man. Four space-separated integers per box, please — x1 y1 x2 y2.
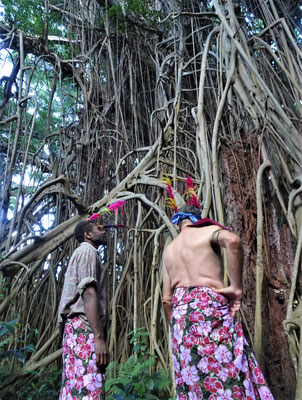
162 204 274 399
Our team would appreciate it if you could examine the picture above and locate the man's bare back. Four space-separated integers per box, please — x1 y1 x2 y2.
162 218 243 320
163 224 225 291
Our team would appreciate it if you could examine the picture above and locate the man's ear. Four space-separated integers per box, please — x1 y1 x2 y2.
84 230 92 240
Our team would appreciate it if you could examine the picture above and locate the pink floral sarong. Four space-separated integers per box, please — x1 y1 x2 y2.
171 286 274 400
59 317 105 399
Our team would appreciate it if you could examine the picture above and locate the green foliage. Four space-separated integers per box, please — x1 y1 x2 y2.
106 0 163 32
1 0 60 37
0 0 74 58
0 318 36 372
105 328 173 400
17 365 62 400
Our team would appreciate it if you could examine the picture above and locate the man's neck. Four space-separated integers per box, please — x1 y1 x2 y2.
83 240 98 249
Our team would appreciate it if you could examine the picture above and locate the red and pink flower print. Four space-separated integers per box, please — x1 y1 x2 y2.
59 317 105 400
171 286 274 400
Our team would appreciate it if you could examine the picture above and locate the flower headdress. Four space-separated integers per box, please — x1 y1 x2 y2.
183 175 199 207
162 175 227 229
162 175 204 225
162 175 200 214
161 175 178 213
88 200 127 229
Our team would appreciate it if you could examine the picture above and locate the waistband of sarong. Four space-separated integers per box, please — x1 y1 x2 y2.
172 285 229 307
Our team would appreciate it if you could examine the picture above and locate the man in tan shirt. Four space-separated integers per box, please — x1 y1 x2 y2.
162 204 274 399
58 220 108 399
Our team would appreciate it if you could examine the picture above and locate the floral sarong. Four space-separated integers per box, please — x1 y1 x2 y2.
59 317 106 400
171 286 274 400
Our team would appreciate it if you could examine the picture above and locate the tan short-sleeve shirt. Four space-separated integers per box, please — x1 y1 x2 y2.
57 242 107 334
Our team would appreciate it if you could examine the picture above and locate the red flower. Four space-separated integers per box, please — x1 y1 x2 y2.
233 385 244 399
254 365 265 384
66 365 75 380
204 377 223 393
179 394 187 400
78 343 92 360
77 334 86 344
201 342 215 355
74 376 84 391
227 361 239 378
183 292 193 303
183 334 194 349
172 337 179 354
189 311 205 323
207 356 222 374
64 324 73 335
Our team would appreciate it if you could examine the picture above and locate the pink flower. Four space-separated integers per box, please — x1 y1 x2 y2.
198 341 215 356
175 372 184 387
204 377 223 393
72 317 83 330
77 334 86 344
217 367 229 382
258 386 274 399
89 213 101 221
66 365 75 381
180 345 192 365
243 379 256 398
78 343 92 360
66 352 75 366
172 337 179 354
233 385 244 399
183 292 193 303
208 356 222 374
173 304 188 320
181 365 199 386
64 324 73 335
83 373 103 391
198 321 212 336
63 342 69 355
188 391 199 399
87 354 98 373
197 356 209 373
173 323 184 344
227 361 239 379
108 200 126 214
74 375 84 391
178 394 187 400
183 334 195 349
189 311 205 323
173 355 180 374
217 388 233 400
67 334 77 349
214 344 233 364
254 365 265 384
74 358 85 377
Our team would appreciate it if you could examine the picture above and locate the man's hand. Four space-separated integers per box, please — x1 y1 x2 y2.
212 286 243 317
94 337 109 367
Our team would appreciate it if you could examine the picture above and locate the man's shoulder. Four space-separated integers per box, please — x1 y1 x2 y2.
70 242 99 261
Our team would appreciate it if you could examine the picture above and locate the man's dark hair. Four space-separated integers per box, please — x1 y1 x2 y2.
176 204 201 230
177 204 201 218
74 221 95 243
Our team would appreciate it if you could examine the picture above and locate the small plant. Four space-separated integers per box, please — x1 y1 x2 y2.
105 328 174 400
0 319 36 364
17 365 62 400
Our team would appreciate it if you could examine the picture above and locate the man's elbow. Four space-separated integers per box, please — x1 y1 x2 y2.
226 234 241 249
162 297 172 306
82 285 97 301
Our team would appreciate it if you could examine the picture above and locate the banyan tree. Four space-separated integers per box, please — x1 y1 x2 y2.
0 0 301 398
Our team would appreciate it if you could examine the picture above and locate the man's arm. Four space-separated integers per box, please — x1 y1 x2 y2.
82 286 109 366
162 259 173 323
211 229 243 316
